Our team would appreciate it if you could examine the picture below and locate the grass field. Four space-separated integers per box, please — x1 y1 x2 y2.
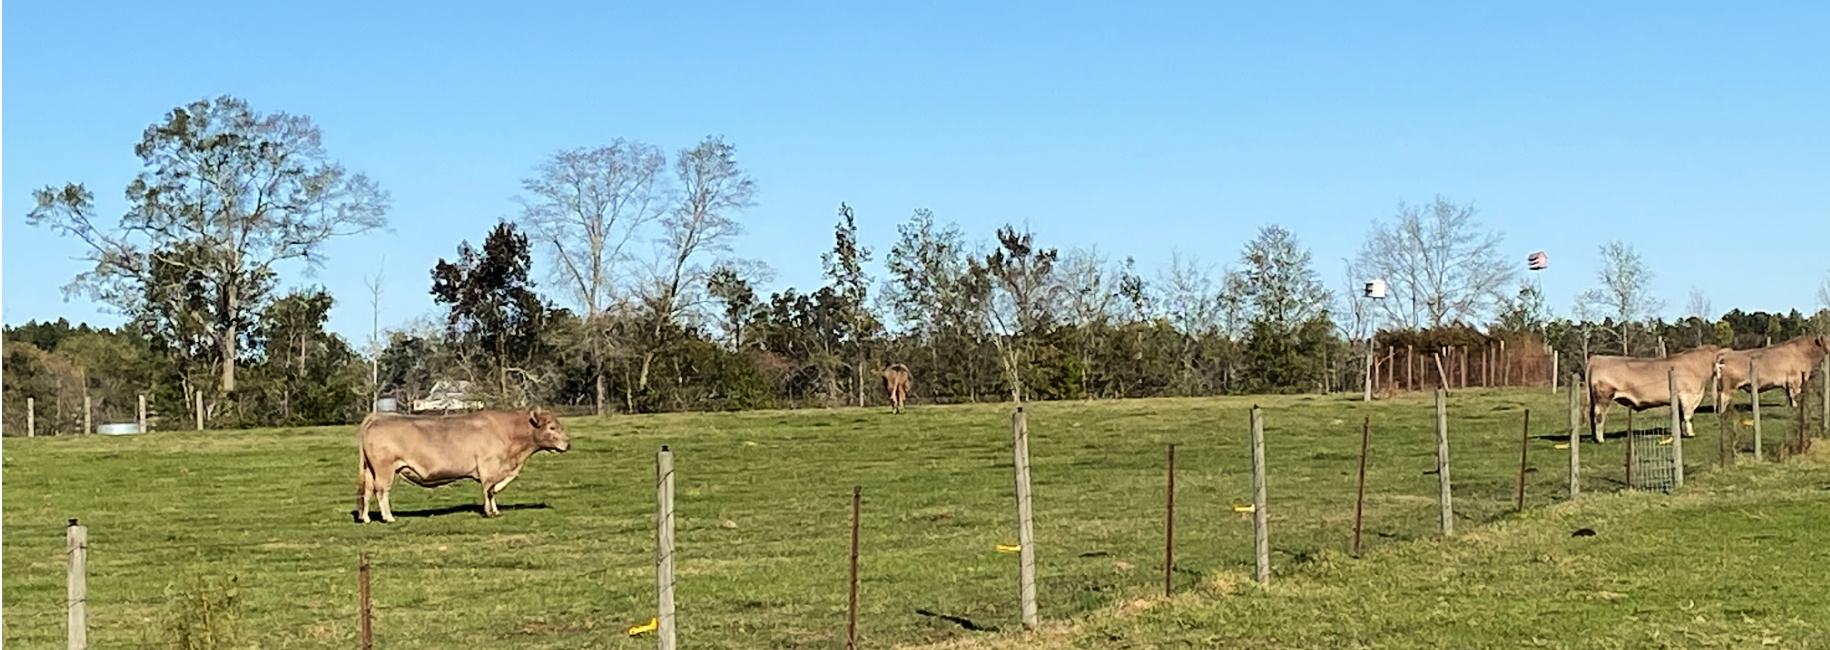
2 388 1822 649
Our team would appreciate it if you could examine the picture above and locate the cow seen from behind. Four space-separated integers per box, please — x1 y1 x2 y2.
882 364 912 414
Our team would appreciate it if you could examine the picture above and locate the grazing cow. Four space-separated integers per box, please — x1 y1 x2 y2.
356 408 570 523
882 364 913 414
1715 335 1829 411
1587 345 1721 443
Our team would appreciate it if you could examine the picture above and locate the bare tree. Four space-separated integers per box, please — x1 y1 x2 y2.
1685 287 1713 347
1815 267 1830 334
1578 241 1662 356
365 260 385 410
1338 262 1374 401
1156 251 1219 392
1057 247 1117 397
28 96 390 394
634 136 755 405
1355 196 1514 329
1818 267 1830 313
516 141 670 415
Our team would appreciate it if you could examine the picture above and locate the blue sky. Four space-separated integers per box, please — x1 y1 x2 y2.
6 1 1828 345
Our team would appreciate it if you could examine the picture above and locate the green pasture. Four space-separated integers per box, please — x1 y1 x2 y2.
2 388 1818 648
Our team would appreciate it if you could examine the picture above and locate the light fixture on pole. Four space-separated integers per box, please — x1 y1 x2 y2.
1362 279 1387 401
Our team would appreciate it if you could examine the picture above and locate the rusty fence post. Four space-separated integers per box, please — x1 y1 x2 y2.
359 552 373 650
847 485 861 650
1163 444 1176 597
1352 416 1370 556
1516 409 1531 511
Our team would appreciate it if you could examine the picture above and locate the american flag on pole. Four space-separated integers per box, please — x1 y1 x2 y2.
1527 251 1548 271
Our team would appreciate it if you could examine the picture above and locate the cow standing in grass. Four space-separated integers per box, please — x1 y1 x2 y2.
356 409 570 523
1586 345 1721 443
1715 335 1829 411
882 364 912 414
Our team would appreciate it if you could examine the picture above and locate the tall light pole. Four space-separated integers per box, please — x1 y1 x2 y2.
1363 279 1387 401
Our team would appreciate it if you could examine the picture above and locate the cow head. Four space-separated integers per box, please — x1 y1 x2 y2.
528 408 571 452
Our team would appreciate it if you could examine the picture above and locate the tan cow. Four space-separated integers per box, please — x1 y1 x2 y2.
356 408 571 523
1715 335 1829 411
1586 345 1721 443
882 364 912 414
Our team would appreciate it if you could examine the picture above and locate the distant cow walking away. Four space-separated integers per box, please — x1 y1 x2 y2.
357 409 571 523
1715 335 1829 411
882 364 913 414
1586 345 1721 443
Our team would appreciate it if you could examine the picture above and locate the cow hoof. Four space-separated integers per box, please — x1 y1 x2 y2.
381 516 396 524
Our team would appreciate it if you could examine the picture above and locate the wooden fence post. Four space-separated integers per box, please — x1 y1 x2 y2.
359 552 373 650
67 518 88 650
138 394 147 433
1717 366 1730 468
657 446 677 650
1750 361 1762 461
195 392 205 431
1352 415 1370 556
1012 408 1038 629
1796 372 1811 456
83 395 92 435
1501 339 1509 386
1249 406 1269 585
1568 376 1581 499
1434 352 1450 394
848 485 861 650
1407 345 1415 391
1435 389 1453 537
1821 357 1828 437
1460 347 1468 390
1669 368 1683 491
1516 409 1531 511
1163 444 1176 597
1362 339 1374 402
27 397 36 437
1626 410 1635 488
1385 348 1395 393
1551 349 1559 394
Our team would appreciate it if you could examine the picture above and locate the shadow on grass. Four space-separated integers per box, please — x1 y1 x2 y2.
916 609 999 632
1532 426 1693 443
352 503 551 522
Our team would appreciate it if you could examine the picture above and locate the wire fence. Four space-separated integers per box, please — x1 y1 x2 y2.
13 368 1828 648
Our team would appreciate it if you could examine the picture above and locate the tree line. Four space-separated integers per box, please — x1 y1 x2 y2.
8 95 1830 432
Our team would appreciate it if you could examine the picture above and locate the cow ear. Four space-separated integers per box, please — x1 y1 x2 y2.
528 409 541 428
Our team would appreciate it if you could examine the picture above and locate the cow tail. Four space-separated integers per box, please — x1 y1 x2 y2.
356 412 381 489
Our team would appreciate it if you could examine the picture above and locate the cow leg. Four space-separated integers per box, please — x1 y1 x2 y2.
484 473 521 517
379 470 399 523
1590 388 1610 444
357 461 374 524
1682 398 1699 438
